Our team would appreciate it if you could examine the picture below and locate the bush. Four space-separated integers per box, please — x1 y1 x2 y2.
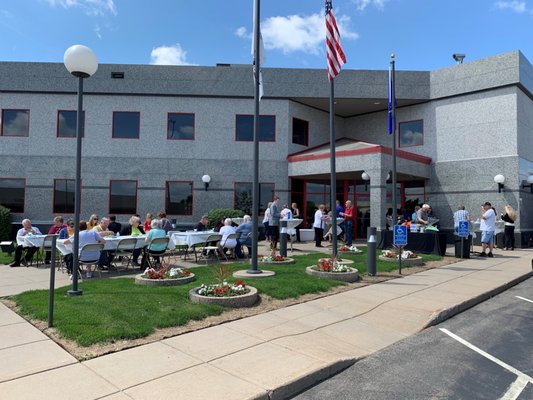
206 208 244 230
0 205 11 241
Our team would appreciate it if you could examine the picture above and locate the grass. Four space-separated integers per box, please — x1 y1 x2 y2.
9 248 442 347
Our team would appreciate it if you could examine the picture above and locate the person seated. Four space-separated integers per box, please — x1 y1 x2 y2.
92 217 115 269
87 214 99 230
157 211 173 233
195 215 209 231
59 218 75 239
141 219 167 268
218 218 237 257
214 217 227 232
235 215 253 258
108 216 122 234
63 220 105 279
10 219 42 267
45 216 66 264
120 216 145 267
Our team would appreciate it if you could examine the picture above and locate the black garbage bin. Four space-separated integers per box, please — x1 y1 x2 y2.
454 235 471 258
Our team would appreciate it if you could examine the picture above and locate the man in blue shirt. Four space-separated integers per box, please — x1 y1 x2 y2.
10 219 42 267
453 205 470 234
235 215 253 258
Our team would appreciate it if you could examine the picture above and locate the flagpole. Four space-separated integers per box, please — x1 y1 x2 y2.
248 0 261 274
390 54 398 230
329 81 338 257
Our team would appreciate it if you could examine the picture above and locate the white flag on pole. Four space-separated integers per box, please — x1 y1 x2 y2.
252 1 265 100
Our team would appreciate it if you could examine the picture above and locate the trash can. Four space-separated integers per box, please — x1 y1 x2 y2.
454 235 471 258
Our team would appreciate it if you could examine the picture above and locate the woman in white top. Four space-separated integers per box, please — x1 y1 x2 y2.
263 202 273 242
219 218 237 254
313 204 327 247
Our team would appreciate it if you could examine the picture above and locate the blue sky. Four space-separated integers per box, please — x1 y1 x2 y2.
1 0 533 71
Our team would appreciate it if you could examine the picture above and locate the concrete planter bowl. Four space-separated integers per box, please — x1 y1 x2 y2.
305 266 360 283
135 273 196 286
257 258 295 265
338 250 363 255
331 258 354 266
378 255 424 266
188 286 259 308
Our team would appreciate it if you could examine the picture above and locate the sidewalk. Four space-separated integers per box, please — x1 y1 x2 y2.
0 247 532 400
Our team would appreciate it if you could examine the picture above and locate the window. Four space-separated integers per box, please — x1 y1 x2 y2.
168 113 195 140
234 182 275 215
57 110 84 138
165 181 193 215
292 118 309 146
109 180 137 214
399 119 423 147
235 114 275 142
112 112 140 139
0 178 25 212
53 179 76 213
1 110 29 137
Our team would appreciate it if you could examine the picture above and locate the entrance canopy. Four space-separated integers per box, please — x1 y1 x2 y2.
288 138 432 179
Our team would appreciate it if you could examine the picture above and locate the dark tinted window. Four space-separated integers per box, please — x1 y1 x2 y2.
1 110 29 137
109 180 137 214
0 179 25 212
54 179 75 213
166 181 193 215
168 113 195 140
236 115 275 142
113 112 140 139
234 182 275 214
58 111 85 138
399 120 423 147
292 118 309 146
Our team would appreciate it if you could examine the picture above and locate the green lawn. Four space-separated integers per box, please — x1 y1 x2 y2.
9 248 442 347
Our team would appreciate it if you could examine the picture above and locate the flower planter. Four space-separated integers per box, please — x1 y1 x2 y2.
378 255 424 266
334 258 354 266
305 266 359 282
338 250 362 255
188 286 259 308
257 257 295 265
135 273 196 286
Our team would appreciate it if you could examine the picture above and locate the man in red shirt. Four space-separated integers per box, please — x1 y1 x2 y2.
44 216 66 264
340 200 354 246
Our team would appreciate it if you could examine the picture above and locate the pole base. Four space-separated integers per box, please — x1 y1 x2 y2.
67 289 83 297
246 269 264 274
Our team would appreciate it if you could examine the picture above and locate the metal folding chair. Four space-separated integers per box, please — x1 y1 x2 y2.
78 243 105 279
144 237 170 269
196 234 222 264
111 238 137 273
36 234 56 268
219 233 240 260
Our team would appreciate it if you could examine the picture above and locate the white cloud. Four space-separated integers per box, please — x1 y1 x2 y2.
236 12 357 56
150 43 195 66
494 1 527 13
94 24 102 39
352 0 388 11
44 0 117 16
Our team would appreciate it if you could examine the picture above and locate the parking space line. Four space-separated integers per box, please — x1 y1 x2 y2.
439 328 533 399
515 296 533 304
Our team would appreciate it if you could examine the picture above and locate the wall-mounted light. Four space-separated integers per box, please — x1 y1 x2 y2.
202 174 211 191
494 174 505 193
453 53 466 64
361 171 370 191
521 175 533 193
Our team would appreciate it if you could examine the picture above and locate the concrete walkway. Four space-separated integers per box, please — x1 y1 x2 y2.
0 247 532 400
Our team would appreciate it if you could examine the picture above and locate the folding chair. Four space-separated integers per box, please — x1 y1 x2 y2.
144 237 170 269
219 233 240 260
196 234 222 264
111 238 137 273
78 243 105 279
36 234 56 268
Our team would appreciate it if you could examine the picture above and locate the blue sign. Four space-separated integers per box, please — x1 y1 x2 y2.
458 220 469 238
393 225 408 246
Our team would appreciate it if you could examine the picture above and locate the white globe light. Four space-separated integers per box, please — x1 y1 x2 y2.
64 45 98 77
494 174 505 184
202 175 211 184
361 172 370 181
527 175 533 184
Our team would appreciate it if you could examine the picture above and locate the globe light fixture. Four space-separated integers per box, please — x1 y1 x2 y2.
494 174 505 193
202 174 211 191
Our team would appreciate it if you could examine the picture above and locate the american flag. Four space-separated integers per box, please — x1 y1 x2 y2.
325 0 346 81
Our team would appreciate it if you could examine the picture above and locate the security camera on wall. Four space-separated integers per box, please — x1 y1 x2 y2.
452 53 466 64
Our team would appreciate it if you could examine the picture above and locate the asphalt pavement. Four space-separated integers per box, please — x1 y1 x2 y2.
293 277 533 400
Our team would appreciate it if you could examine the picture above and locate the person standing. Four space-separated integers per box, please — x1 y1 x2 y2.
453 205 470 233
143 213 153 233
501 204 516 250
313 204 327 247
263 202 272 243
340 200 354 246
479 202 496 257
268 196 281 249
291 202 301 242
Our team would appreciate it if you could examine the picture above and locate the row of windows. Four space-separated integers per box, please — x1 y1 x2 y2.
0 109 303 144
0 108 424 147
0 179 275 217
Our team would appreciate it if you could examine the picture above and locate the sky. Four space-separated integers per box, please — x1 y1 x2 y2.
1 0 533 72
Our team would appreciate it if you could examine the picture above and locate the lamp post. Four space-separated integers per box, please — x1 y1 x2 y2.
63 45 98 296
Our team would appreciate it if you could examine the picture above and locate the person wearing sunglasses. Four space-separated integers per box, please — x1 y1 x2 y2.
87 214 99 230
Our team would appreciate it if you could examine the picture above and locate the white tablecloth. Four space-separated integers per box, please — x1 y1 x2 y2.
169 231 214 249
280 218 303 235
17 234 47 248
231 217 245 226
56 235 147 256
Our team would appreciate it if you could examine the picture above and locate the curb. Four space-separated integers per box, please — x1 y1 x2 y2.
267 269 533 400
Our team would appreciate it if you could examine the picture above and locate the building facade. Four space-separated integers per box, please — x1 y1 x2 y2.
1 51 532 244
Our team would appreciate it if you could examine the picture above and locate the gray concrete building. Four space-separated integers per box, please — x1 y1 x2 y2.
1 50 532 245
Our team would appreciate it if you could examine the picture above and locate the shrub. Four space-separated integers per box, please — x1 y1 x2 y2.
206 208 244 229
0 205 11 241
